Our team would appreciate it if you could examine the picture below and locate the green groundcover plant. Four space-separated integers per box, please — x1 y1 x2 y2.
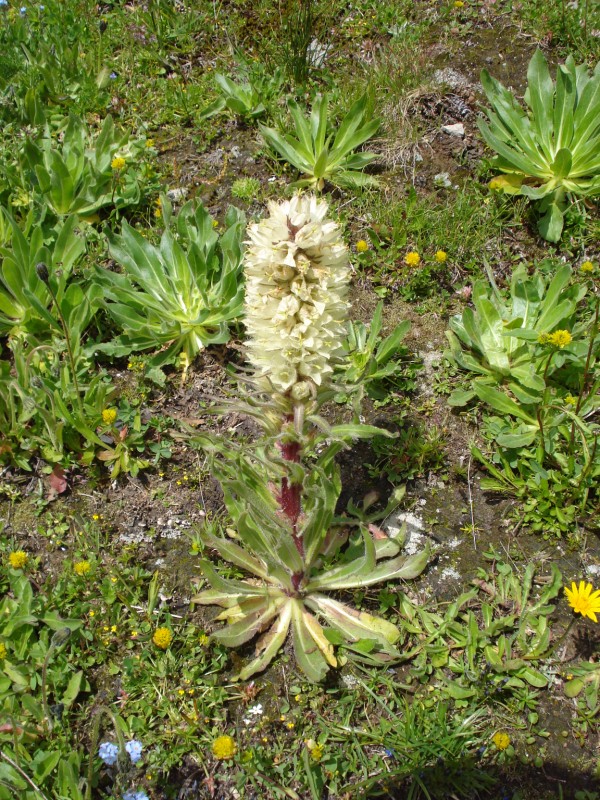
479 49 600 241
259 94 380 190
95 196 246 373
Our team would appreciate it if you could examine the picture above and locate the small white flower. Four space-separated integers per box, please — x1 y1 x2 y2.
247 703 264 716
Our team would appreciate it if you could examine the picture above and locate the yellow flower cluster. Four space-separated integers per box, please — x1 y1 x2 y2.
101 408 118 425
212 735 237 760
580 260 594 273
152 627 173 649
309 743 324 762
8 551 28 569
111 156 126 171
548 330 572 348
435 250 448 262
74 560 92 576
356 239 369 253
565 581 600 622
492 731 510 750
404 251 421 267
538 330 572 348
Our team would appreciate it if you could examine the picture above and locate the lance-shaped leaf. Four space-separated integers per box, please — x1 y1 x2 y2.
306 594 401 651
236 600 293 681
211 595 287 648
291 600 332 683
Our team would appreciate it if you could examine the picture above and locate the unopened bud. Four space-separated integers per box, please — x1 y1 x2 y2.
36 262 50 283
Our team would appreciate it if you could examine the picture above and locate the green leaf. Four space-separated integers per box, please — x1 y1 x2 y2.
551 148 572 178
537 201 564 242
474 384 537 423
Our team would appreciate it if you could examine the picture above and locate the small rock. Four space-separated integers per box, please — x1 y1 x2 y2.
442 122 465 138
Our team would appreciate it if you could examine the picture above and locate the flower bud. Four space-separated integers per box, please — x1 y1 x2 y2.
36 262 50 283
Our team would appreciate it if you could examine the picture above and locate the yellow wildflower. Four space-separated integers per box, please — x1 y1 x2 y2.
111 156 126 171
435 250 448 262
564 581 600 622
580 260 594 273
548 330 572 348
309 743 324 762
152 627 173 649
146 139 154 148
404 251 421 267
212 735 237 760
356 239 369 253
0 643 6 660
564 394 577 406
454 1 464 7
537 332 550 344
492 732 510 750
198 633 209 646
101 408 117 425
74 560 91 576
8 551 28 569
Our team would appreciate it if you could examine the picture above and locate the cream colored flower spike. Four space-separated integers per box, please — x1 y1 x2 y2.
244 194 350 396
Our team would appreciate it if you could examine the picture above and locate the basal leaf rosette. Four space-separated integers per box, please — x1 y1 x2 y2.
244 194 350 399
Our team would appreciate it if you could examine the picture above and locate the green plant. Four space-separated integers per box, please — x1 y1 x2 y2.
20 114 153 217
0 211 88 339
446 264 587 405
333 680 492 800
94 196 246 374
231 177 261 201
0 336 112 469
333 301 415 407
0 572 87 800
259 94 380 190
192 195 428 682
366 420 447 483
446 263 599 535
479 49 600 241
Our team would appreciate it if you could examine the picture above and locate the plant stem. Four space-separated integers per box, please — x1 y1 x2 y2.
570 296 599 451
43 275 84 414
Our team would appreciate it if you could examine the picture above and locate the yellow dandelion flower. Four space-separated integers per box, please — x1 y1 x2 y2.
8 551 28 569
74 560 91 577
212 735 237 760
404 251 421 267
101 408 117 425
146 139 154 148
454 0 464 6
492 731 510 750
309 743 324 762
564 581 600 622
0 643 7 660
152 627 173 649
356 239 369 253
580 261 594 273
435 250 448 262
92 514 100 521
548 330 572 348
198 633 209 646
111 156 126 171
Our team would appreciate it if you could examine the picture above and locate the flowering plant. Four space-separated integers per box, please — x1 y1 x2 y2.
479 50 600 241
193 195 428 681
21 115 153 217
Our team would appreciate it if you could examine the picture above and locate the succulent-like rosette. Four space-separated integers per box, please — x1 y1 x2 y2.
244 194 350 396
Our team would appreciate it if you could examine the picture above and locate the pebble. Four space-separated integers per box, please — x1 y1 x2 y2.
442 122 465 138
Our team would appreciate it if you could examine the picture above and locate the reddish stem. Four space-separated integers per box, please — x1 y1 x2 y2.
278 439 304 557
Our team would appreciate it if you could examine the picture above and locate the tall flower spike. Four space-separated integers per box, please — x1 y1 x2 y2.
244 194 350 397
